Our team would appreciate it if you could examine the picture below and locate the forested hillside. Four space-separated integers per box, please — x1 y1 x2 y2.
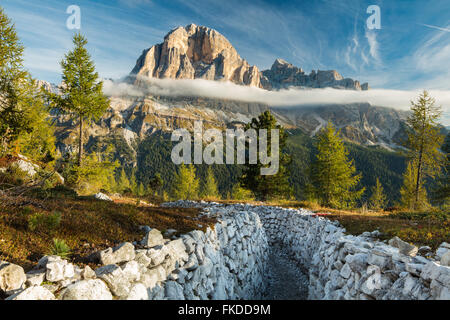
125 129 407 205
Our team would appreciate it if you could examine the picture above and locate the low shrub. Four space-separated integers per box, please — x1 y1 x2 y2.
28 211 62 233
48 238 71 259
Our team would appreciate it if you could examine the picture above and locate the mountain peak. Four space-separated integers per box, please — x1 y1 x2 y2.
131 25 368 91
131 24 261 87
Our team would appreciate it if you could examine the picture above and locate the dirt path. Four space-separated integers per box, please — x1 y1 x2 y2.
262 247 309 300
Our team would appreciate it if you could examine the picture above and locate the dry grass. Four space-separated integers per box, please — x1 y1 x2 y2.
0 192 214 271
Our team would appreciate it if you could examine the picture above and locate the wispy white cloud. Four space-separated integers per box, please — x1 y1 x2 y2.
420 23 450 33
365 30 381 65
103 77 450 125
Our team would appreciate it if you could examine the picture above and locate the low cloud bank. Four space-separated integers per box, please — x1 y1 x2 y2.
103 77 450 119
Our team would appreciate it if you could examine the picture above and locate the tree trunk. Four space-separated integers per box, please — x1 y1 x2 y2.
78 116 83 167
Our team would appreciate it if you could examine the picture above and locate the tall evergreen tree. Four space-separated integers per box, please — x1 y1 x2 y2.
46 33 109 166
149 173 163 196
172 164 199 200
201 167 219 199
0 8 55 158
403 91 444 210
369 178 387 210
240 111 292 201
311 122 365 209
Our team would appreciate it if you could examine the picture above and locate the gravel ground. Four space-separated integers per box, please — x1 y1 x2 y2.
263 247 309 300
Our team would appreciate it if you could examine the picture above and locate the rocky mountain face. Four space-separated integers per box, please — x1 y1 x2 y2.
47 24 411 162
130 24 261 87
275 103 409 148
130 24 367 91
261 59 369 91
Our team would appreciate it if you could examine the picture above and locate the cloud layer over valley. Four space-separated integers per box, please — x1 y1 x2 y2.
104 77 450 125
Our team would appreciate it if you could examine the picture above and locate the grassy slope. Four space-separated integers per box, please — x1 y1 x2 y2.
0 191 214 271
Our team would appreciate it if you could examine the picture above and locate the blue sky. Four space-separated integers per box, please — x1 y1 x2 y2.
2 0 450 92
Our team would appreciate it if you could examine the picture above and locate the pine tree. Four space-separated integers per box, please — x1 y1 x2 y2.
403 91 445 210
46 33 109 166
240 111 292 201
149 173 163 196
369 178 387 210
172 164 199 200
201 167 219 199
400 161 429 210
311 122 365 209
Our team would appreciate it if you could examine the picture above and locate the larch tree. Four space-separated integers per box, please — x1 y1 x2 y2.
432 133 449 208
201 167 220 199
403 91 444 210
46 33 109 166
311 122 365 209
400 161 429 209
0 7 54 158
369 178 387 210
172 163 199 200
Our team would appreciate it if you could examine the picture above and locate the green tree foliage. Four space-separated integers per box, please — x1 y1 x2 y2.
231 184 254 201
0 8 55 159
62 146 119 195
240 111 292 201
200 167 220 199
369 178 387 210
432 133 449 209
129 169 138 195
172 163 199 200
46 33 109 166
400 161 429 210
403 91 445 210
117 167 131 194
311 122 365 209
149 173 164 196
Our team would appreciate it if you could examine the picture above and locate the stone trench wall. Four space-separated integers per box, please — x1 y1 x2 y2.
253 204 450 300
1 201 449 300
1 203 270 300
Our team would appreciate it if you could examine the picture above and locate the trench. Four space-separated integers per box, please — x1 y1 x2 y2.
262 245 310 300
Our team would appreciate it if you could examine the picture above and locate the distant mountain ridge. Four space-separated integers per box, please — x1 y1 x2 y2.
42 24 425 161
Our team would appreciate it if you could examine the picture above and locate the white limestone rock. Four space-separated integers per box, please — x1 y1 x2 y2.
61 279 113 300
6 286 55 300
0 261 26 294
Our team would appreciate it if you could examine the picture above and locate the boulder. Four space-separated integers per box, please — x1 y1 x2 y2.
436 243 450 259
0 261 26 294
6 286 55 300
141 229 164 248
95 242 136 265
94 192 112 201
25 270 46 287
388 237 418 257
165 281 185 300
95 264 131 298
61 279 113 300
81 266 96 280
441 252 450 267
125 283 149 300
46 260 75 282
